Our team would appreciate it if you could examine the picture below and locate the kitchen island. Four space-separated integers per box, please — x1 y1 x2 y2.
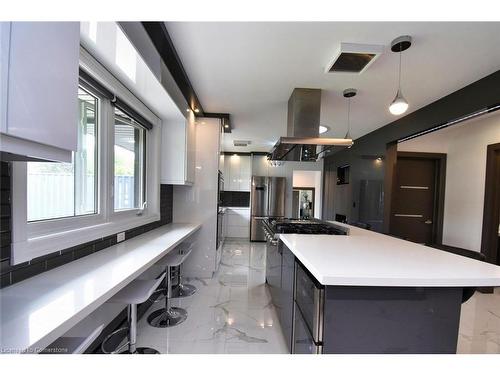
270 222 500 354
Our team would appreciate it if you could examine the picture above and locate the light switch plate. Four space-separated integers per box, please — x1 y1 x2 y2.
117 232 125 243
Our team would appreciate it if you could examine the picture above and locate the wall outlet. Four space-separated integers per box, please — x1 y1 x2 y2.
117 232 125 243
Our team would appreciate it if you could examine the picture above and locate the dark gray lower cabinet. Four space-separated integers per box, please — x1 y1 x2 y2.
322 286 462 354
280 243 295 352
266 239 282 313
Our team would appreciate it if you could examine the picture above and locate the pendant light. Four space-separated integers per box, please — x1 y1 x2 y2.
343 88 357 147
389 35 412 116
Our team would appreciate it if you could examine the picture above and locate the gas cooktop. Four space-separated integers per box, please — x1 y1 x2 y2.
266 218 349 235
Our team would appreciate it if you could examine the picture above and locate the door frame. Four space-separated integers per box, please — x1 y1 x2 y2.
481 142 500 265
293 187 315 218
386 151 447 245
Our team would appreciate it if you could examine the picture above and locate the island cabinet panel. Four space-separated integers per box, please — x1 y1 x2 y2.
280 243 295 353
266 239 282 311
321 286 462 354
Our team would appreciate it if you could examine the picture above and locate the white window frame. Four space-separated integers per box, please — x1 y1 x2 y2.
11 47 161 264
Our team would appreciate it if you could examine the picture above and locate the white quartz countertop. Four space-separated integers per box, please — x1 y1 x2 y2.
0 223 200 353
279 222 500 287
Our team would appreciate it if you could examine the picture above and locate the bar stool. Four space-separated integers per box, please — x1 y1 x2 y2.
171 242 197 298
41 324 104 354
101 273 166 354
147 245 194 328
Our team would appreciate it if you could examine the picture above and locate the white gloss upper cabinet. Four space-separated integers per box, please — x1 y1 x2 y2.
0 23 9 134
223 154 251 191
1 22 80 160
161 111 196 185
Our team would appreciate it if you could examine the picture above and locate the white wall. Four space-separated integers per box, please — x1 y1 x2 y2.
398 111 500 252
292 170 322 219
173 118 220 278
252 155 323 218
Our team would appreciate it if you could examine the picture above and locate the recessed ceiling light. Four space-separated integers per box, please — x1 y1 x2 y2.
186 108 190 112
194 108 200 113
319 125 330 134
224 124 229 128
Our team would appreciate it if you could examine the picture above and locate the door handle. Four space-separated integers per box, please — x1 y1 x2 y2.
424 219 432 224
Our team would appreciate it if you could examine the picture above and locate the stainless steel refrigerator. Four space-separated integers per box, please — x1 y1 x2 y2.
250 176 286 241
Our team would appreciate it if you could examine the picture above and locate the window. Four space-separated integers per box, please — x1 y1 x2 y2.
113 107 146 211
27 87 98 221
11 48 161 265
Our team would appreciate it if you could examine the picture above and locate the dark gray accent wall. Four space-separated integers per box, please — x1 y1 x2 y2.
323 70 500 232
0 169 174 289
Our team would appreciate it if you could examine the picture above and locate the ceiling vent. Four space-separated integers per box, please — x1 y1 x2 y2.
325 43 384 74
233 140 251 147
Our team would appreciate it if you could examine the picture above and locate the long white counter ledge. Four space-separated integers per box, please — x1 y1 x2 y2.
0 223 200 354
279 222 500 287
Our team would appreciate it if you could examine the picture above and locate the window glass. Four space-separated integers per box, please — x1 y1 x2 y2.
27 87 98 221
114 107 145 211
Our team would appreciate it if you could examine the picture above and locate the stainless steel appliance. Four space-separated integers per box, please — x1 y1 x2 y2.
268 88 353 162
250 176 286 241
217 170 224 206
293 262 324 354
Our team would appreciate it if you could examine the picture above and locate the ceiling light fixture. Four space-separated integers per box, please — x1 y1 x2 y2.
319 125 330 134
389 35 412 116
343 88 357 147
194 108 200 113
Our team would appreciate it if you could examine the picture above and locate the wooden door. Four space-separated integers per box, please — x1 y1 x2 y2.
481 143 500 265
390 157 437 244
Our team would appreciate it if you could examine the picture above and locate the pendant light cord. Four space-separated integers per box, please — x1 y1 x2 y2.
398 44 402 91
347 98 351 135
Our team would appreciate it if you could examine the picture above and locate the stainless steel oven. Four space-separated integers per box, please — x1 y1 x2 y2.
293 261 324 354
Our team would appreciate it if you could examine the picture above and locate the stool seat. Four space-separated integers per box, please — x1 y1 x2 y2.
108 277 165 305
161 246 193 267
102 273 166 354
42 324 104 354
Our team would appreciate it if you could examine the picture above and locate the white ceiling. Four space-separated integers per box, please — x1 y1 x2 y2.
166 22 500 152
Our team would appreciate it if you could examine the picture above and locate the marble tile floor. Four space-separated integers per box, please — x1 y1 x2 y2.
458 287 500 353
134 239 289 354
133 239 500 354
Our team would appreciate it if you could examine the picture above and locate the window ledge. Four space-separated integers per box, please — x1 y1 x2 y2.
11 213 160 265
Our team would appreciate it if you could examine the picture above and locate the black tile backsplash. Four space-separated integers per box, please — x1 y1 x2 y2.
0 162 11 267
221 191 250 207
46 252 73 271
0 162 174 289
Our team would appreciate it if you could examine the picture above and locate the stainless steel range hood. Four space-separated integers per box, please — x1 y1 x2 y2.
268 88 353 161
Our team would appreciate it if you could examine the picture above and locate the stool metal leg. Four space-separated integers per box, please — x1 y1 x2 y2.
171 263 197 298
128 304 159 354
101 304 159 354
147 265 188 328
